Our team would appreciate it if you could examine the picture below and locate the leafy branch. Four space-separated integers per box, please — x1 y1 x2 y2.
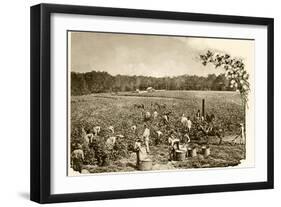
200 50 250 107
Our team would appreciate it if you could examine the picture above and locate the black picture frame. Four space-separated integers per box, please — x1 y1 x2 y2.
30 3 274 204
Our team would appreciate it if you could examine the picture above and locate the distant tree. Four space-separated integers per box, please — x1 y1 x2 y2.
71 72 89 95
70 66 243 96
212 74 229 91
206 74 217 90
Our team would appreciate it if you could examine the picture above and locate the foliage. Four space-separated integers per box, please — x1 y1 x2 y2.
71 91 244 169
71 71 235 95
199 50 250 106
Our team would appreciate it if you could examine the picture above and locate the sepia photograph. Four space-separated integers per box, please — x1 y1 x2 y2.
30 4 273 203
68 31 254 175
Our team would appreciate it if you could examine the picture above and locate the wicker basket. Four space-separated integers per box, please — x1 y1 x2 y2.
187 147 197 157
138 159 153 171
202 146 210 157
175 150 186 161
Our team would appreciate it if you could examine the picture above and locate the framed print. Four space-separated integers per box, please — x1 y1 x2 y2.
30 3 274 203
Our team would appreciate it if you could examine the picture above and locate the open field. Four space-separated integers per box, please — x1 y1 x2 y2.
70 90 245 174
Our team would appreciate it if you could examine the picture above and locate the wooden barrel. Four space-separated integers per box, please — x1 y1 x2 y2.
175 150 186 161
202 146 210 157
138 159 152 171
191 148 197 157
187 147 192 157
187 147 197 157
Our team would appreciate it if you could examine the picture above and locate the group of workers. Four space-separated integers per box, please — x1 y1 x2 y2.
70 106 245 173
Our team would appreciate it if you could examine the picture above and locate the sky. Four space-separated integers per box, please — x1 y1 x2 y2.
70 31 254 77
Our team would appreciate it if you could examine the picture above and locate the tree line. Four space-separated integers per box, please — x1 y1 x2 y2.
71 70 234 95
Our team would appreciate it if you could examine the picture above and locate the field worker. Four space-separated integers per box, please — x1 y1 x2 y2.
71 144 84 173
116 134 125 139
201 116 205 121
187 116 192 132
163 114 169 124
156 130 163 138
144 111 151 121
206 115 215 133
134 138 148 166
183 133 191 144
206 113 211 122
106 136 116 150
196 110 201 121
153 110 158 119
84 133 94 144
93 126 101 136
240 123 245 144
81 127 87 138
232 123 245 144
108 126 114 134
143 124 150 153
168 131 180 161
177 131 183 142
181 114 188 127
155 130 163 145
131 125 137 134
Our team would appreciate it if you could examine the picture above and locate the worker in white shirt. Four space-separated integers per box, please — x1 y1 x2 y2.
143 124 150 153
232 123 245 144
134 138 148 166
153 110 158 120
187 116 192 132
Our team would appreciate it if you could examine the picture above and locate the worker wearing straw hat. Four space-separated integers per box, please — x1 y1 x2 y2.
71 144 84 173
